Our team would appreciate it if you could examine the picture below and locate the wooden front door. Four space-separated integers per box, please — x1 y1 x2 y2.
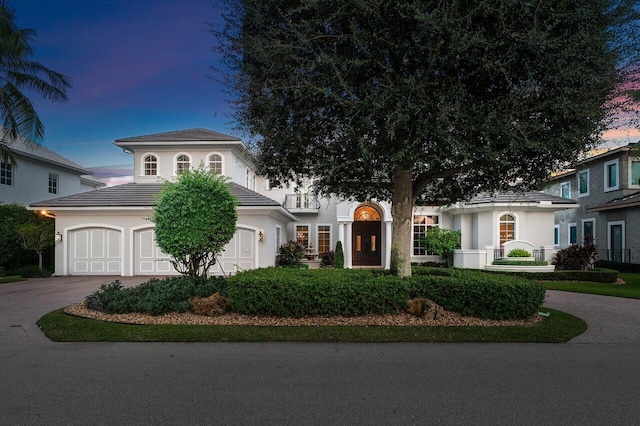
352 221 382 266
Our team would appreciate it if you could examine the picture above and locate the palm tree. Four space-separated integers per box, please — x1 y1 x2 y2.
0 0 71 162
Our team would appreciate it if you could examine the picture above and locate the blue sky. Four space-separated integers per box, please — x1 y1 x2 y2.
11 1 640 182
13 0 235 179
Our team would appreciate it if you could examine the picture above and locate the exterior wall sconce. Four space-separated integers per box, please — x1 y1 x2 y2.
258 230 264 242
55 232 62 243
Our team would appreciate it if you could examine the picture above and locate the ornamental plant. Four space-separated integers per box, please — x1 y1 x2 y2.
422 228 461 265
507 248 532 258
276 240 304 267
152 166 237 278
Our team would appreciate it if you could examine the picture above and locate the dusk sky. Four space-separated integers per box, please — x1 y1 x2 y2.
12 1 640 183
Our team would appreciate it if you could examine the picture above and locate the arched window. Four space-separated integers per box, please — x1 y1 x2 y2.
354 205 381 221
143 155 157 176
499 214 516 246
208 154 223 175
176 154 190 175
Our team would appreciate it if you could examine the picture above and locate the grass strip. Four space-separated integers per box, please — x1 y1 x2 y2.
0 276 26 285
37 308 585 343
542 273 640 299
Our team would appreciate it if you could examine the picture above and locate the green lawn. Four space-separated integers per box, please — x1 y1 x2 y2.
37 308 585 343
541 273 640 299
0 276 26 285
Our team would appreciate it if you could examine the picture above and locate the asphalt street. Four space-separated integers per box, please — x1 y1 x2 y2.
1 276 639 425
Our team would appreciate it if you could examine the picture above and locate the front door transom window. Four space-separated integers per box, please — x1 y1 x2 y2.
354 205 381 221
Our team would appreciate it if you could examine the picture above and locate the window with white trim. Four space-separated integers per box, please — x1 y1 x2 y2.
630 158 640 187
245 168 250 188
560 182 570 199
413 215 439 255
208 154 223 175
296 225 309 247
175 154 191 175
143 154 158 176
568 223 577 245
317 225 331 254
578 170 589 197
1 161 12 186
275 225 282 251
604 159 619 192
554 225 559 246
48 173 58 194
499 214 516 247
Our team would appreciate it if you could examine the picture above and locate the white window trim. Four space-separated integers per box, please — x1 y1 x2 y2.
560 182 571 199
554 225 560 247
245 167 250 188
412 212 440 256
275 225 282 252
0 161 13 186
607 220 626 252
48 173 59 194
629 157 640 189
206 152 225 175
581 218 596 244
603 159 619 192
173 153 192 176
316 223 333 254
568 222 577 245
497 211 518 247
577 169 589 197
295 224 311 248
140 152 159 177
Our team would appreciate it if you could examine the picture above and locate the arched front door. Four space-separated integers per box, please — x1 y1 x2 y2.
352 204 382 266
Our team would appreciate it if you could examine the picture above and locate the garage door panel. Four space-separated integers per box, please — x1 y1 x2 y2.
134 229 178 275
70 228 121 275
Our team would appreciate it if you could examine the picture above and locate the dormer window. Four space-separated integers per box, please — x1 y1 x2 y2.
176 154 191 175
208 154 223 175
143 155 158 176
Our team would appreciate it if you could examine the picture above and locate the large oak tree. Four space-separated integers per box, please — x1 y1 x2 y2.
215 0 639 277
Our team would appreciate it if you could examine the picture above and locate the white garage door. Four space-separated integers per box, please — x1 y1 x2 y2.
134 228 255 276
134 229 178 275
212 228 255 276
69 228 121 275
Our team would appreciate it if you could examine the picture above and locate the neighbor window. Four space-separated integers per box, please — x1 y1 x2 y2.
144 155 157 176
604 159 619 192
583 219 595 243
208 154 223 175
578 170 589 196
1 161 12 186
554 225 559 246
560 182 570 199
317 225 331 254
413 215 439 255
569 223 577 245
499 214 516 247
296 225 309 247
48 173 58 194
630 159 640 187
175 154 190 175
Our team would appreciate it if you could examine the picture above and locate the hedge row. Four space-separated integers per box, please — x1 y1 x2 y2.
88 276 228 315
227 267 545 320
486 268 618 283
491 260 548 266
226 268 406 317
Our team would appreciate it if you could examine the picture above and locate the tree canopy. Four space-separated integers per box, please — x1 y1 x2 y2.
151 167 238 278
0 0 71 160
216 0 640 276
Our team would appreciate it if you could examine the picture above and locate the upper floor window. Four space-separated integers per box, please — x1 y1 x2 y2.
604 159 619 192
630 158 640 187
143 154 157 176
175 154 191 175
578 169 589 197
499 214 516 247
1 161 13 186
208 154 223 175
48 173 58 194
560 182 570 199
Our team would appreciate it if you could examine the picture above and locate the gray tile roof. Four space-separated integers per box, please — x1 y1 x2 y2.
31 182 281 208
6 134 92 175
587 190 640 212
114 128 242 143
465 191 577 205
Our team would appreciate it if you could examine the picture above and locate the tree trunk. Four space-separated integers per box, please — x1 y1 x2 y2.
390 166 415 278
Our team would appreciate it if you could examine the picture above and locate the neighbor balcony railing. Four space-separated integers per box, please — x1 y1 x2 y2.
494 248 545 262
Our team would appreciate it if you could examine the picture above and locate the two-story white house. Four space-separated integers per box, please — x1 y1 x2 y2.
1 134 104 206
31 128 578 276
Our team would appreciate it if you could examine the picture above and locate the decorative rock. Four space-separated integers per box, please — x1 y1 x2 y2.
86 295 103 312
406 298 443 320
190 293 230 317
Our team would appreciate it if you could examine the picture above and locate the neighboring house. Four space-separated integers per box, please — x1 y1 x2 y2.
543 142 640 265
0 135 105 206
31 128 577 276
